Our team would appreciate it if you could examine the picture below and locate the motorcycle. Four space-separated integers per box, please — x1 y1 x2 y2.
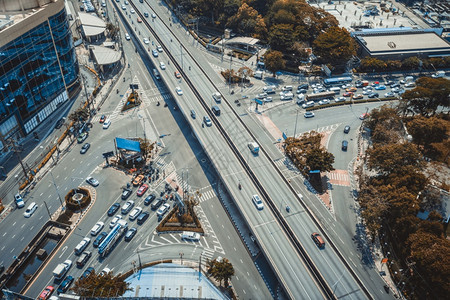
238 183 242 190
231 90 235 95
156 101 160 106
164 103 168 107
286 205 290 213
116 89 119 94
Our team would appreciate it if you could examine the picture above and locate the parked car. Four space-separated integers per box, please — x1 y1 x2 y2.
55 117 65 129
129 207 143 220
137 184 148 196
368 92 379 98
79 267 95 280
297 83 309 90
144 194 156 206
102 119 111 129
80 143 90 154
343 92 353 97
121 200 135 214
107 203 120 216
121 188 132 200
125 33 130 40
124 227 137 241
359 113 370 120
344 125 351 134
304 112 315 118
374 85 386 90
57 276 74 294
110 215 123 228
353 94 363 100
77 132 88 143
384 92 395 97
346 87 357 92
137 211 149 225
86 176 99 187
93 232 107 248
335 96 346 102
318 99 330 105
90 222 104 236
38 286 54 300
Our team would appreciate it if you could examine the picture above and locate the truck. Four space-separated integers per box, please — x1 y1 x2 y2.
247 142 260 154
254 71 263 79
98 220 127 258
212 92 222 103
432 71 445 78
53 259 72 280
263 85 276 94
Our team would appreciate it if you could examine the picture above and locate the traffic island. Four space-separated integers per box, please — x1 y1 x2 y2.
65 188 91 212
156 200 203 234
121 91 141 112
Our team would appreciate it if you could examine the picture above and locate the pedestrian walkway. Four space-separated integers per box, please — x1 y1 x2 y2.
326 170 351 186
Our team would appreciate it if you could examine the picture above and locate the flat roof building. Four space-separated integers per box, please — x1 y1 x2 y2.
353 28 450 60
0 0 79 148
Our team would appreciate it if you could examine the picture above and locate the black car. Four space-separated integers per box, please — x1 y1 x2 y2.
137 212 149 225
368 92 379 98
342 140 348 151
151 199 164 210
76 251 92 267
297 83 309 90
121 188 132 200
93 232 107 248
57 275 74 294
80 267 95 280
144 194 156 206
54 118 65 129
107 203 120 216
80 143 90 154
124 227 137 241
343 125 350 134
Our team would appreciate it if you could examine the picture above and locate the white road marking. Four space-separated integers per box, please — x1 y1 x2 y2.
40 193 43 197
12 222 16 226
2 232 6 236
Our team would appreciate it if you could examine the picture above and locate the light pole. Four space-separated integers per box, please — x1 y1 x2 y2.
49 171 64 210
293 109 299 139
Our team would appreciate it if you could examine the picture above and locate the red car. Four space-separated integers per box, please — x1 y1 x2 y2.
99 115 106 123
174 71 181 78
38 286 54 300
343 92 353 97
137 184 148 196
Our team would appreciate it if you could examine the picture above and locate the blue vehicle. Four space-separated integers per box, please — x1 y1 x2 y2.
57 275 74 294
374 85 386 90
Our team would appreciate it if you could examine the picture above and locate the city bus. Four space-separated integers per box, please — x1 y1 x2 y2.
323 76 352 86
306 91 336 101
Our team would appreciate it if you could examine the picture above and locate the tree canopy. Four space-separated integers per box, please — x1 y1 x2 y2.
71 270 132 297
312 26 357 67
207 257 235 287
264 50 285 76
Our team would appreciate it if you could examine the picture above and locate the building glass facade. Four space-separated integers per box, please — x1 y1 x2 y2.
0 7 79 144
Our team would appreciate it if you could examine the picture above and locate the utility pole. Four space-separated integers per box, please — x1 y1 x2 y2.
8 137 28 178
49 170 64 209
293 109 299 139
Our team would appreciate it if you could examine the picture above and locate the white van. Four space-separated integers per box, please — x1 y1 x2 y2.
302 101 315 109
247 142 259 154
297 93 305 104
282 85 293 92
181 231 201 241
329 87 341 94
153 68 160 80
74 237 90 255
252 194 264 210
280 92 293 100
23 202 37 217
212 92 222 103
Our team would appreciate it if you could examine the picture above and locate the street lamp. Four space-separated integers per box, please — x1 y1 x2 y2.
49 171 64 210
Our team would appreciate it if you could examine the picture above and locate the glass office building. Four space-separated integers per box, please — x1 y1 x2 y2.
0 0 79 149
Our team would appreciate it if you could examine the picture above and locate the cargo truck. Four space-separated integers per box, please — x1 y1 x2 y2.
53 260 72 280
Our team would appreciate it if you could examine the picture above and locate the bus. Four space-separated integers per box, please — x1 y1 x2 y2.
323 76 352 86
306 91 336 101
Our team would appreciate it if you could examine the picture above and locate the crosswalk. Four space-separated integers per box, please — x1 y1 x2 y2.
304 123 341 135
142 91 172 106
273 157 301 175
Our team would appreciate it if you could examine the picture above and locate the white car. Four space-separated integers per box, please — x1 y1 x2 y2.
152 49 159 57
318 99 330 105
129 207 143 221
252 195 264 210
175 87 183 95
157 45 163 52
130 9 135 14
90 221 104 236
124 0 129 4
103 119 111 129
23 202 37 218
110 215 122 228
125 33 130 40
335 96 346 102
15 193 25 208
121 200 135 214
86 176 99 187
156 203 171 218
159 62 166 70
151 13 156 18
264 97 273 102
121 5 126 10
143 38 149 44
362 90 371 95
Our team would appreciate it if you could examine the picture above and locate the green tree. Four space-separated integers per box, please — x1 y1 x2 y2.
305 148 335 173
359 57 387 72
71 270 132 297
407 116 448 146
226 3 267 37
359 184 389 239
312 27 356 67
402 56 421 69
268 24 295 51
209 258 235 287
139 138 155 161
366 142 422 176
264 50 285 77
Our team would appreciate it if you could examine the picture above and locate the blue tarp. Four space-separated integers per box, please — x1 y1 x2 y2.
116 137 141 152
